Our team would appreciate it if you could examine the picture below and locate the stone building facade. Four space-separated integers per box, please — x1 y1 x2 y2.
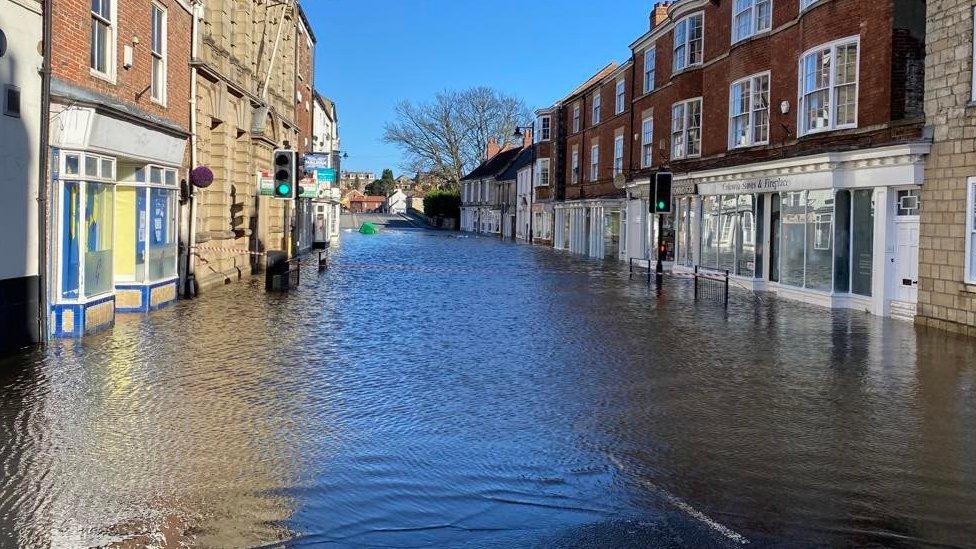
917 0 976 335
190 0 313 290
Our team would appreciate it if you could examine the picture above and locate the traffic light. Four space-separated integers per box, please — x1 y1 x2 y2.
653 171 673 214
272 149 297 199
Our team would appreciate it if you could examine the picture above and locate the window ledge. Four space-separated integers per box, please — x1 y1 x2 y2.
731 29 772 49
962 284 976 295
671 64 704 78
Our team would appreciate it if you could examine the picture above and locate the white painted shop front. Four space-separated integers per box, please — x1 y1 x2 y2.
632 143 929 319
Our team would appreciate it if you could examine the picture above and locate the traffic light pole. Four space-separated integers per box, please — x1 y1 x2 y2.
655 213 664 286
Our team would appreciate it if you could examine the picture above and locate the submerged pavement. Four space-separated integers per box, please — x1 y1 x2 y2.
0 227 974 547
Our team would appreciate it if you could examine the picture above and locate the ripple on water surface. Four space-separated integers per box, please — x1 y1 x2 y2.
0 227 974 547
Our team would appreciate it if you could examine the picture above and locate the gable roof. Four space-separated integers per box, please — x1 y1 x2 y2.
461 147 524 182
499 147 536 181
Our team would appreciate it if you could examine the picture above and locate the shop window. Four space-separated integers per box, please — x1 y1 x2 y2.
149 187 177 280
780 191 806 287
85 182 115 297
61 181 81 299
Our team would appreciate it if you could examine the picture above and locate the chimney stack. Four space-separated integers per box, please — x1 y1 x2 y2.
522 128 533 149
650 2 671 30
486 137 501 160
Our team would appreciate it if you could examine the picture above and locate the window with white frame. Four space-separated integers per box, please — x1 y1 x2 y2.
673 13 704 73
593 92 601 125
799 37 859 135
642 116 654 167
671 98 702 159
729 72 770 148
590 145 600 181
539 115 551 141
573 104 581 133
613 135 624 175
615 78 626 114
90 0 113 76
732 0 771 43
800 0 821 11
536 159 551 187
151 4 167 104
644 47 656 93
571 149 580 184
968 177 976 284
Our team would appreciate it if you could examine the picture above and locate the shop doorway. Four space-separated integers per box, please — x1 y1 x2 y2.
604 211 621 260
769 194 781 282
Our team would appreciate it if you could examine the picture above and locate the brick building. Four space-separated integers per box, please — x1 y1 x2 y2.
47 0 195 336
917 1 976 335
611 0 927 319
189 0 313 292
551 62 634 260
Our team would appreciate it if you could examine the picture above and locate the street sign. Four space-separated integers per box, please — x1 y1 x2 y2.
315 168 337 184
303 153 331 171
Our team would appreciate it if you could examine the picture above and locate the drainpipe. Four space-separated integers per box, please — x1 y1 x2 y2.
37 0 53 342
185 1 202 297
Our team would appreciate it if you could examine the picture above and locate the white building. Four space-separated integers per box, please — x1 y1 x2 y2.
386 189 407 215
312 93 341 246
0 0 43 354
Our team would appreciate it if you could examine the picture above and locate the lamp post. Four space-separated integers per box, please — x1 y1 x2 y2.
512 126 535 243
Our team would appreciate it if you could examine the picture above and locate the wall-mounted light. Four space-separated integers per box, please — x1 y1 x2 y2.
780 100 791 115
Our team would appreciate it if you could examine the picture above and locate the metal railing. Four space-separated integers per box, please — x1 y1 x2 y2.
693 266 730 308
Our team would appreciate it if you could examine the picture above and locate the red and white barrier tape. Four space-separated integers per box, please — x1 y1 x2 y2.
191 245 267 257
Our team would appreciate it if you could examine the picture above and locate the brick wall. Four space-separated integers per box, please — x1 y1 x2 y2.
52 0 191 131
627 0 918 178
294 22 314 154
917 0 976 335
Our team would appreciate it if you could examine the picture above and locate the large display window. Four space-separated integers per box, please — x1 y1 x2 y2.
114 164 179 284
56 152 116 301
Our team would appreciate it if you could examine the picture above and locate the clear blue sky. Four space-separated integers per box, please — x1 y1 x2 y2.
303 0 651 175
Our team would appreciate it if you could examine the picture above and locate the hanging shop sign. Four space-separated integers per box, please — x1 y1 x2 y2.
303 153 331 171
258 170 274 196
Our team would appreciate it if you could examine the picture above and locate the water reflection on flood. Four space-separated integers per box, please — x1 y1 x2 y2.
0 226 974 547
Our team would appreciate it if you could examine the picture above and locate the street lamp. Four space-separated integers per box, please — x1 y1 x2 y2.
511 125 536 243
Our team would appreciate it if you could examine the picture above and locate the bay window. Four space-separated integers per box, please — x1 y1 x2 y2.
729 72 770 148
671 98 702 160
799 37 859 135
673 13 704 73
732 0 771 43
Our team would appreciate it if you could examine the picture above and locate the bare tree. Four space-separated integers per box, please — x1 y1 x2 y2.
383 87 532 191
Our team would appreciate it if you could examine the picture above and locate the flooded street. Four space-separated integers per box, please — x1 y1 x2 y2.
1 223 975 548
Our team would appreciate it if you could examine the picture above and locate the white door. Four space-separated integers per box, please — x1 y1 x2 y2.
892 189 921 309
894 221 919 303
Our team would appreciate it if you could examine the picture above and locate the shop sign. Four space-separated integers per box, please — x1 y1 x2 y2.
673 182 697 196
299 176 317 198
315 168 336 185
303 153 331 171
258 170 274 196
698 172 830 196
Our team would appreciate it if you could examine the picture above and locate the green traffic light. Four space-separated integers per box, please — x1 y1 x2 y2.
277 183 291 195
658 201 666 210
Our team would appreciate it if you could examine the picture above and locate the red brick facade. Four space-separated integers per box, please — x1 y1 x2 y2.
294 14 315 154
541 0 925 193
51 0 192 132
